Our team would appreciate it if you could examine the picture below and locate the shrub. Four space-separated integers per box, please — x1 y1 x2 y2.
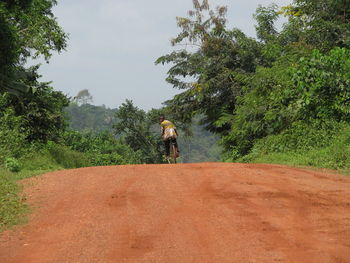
250 120 344 155
63 130 143 165
88 153 126 166
0 107 28 162
46 142 91 169
241 124 350 173
4 158 21 173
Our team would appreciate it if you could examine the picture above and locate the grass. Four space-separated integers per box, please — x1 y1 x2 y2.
0 144 91 232
242 128 350 175
0 170 29 231
251 151 350 175
0 154 62 232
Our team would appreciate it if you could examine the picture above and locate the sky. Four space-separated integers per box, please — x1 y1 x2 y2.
36 0 292 110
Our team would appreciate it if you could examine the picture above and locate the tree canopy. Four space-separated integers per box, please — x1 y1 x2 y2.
157 0 350 160
0 0 67 94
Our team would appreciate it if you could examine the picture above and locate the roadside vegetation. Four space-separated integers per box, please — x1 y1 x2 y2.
1 0 350 230
157 0 350 173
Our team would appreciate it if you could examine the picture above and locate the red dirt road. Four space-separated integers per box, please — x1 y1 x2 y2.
1 163 350 263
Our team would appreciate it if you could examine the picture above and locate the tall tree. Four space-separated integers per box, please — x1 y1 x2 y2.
157 0 350 162
279 0 350 51
0 66 70 143
113 100 164 164
156 0 262 134
74 89 93 105
0 0 67 94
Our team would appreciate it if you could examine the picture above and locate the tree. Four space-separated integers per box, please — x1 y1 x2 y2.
113 100 164 164
156 0 263 134
65 103 116 132
74 89 93 105
0 0 69 144
254 4 279 43
0 66 70 143
157 0 350 162
279 0 350 51
291 48 350 122
0 0 67 94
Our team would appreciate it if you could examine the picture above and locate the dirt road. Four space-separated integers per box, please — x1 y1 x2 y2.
1 163 350 262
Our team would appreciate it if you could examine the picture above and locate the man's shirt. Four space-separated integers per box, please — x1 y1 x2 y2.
160 120 177 140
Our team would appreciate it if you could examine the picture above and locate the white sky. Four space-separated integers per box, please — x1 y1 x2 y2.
36 0 292 110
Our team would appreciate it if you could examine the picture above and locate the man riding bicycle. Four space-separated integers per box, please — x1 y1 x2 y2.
159 115 180 158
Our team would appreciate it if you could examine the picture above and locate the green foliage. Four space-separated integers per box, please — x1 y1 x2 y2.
0 106 28 161
0 0 67 94
0 174 28 231
220 58 295 157
88 153 127 166
245 121 345 157
46 142 91 169
243 125 350 174
281 0 350 51
114 100 164 164
19 152 61 173
158 0 350 172
65 103 116 132
156 1 263 133
63 130 143 165
64 102 221 164
0 0 78 231
291 48 350 121
222 47 350 158
0 70 70 143
254 4 279 43
5 158 21 173
0 0 67 61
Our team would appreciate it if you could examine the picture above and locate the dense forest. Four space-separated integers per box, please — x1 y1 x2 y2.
1 0 350 230
156 0 350 170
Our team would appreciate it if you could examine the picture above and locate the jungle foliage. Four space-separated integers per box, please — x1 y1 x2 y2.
157 0 350 172
0 0 71 230
0 0 67 94
65 103 116 132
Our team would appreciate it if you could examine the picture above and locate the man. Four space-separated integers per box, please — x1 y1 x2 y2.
159 115 180 158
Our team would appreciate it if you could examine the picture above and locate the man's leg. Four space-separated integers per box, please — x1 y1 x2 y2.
164 139 170 157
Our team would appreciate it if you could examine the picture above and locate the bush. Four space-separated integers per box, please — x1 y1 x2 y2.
242 124 350 173
0 84 70 143
46 142 91 169
4 158 21 173
250 120 344 155
63 130 143 165
0 107 28 162
88 153 126 166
